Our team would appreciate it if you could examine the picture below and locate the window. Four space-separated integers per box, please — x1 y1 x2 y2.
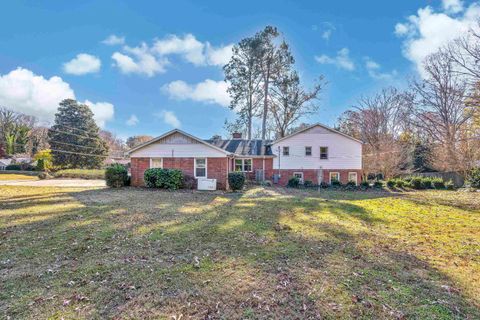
305 146 312 156
150 158 163 168
195 158 207 178
329 172 340 183
320 147 328 159
283 146 290 156
293 172 304 184
348 172 358 185
235 159 252 172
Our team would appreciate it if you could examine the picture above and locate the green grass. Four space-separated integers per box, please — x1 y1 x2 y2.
0 186 479 319
53 169 105 180
0 173 39 180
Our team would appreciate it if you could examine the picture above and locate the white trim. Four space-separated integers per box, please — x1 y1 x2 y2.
194 157 207 178
127 129 231 155
329 172 340 184
270 123 363 145
293 172 304 184
150 157 163 169
348 172 358 185
234 158 253 172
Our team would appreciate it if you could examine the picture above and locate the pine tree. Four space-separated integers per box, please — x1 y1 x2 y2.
48 99 108 168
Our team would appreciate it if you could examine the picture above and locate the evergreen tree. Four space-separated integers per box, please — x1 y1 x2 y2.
48 99 108 168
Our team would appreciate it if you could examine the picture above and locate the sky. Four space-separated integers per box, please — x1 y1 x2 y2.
0 0 479 140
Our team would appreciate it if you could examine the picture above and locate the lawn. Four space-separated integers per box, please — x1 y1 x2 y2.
0 186 479 319
0 173 38 181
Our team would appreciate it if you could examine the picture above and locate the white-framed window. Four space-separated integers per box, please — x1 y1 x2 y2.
320 147 328 159
234 158 253 172
293 172 304 184
329 172 340 183
283 146 289 156
194 158 207 178
150 158 163 168
305 146 312 156
348 172 358 185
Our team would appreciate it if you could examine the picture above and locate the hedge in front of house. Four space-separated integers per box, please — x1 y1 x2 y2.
6 164 22 171
105 164 129 188
287 176 300 188
228 172 245 191
144 168 183 190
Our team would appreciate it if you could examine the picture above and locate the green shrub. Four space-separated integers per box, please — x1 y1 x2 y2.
467 167 480 189
182 174 196 189
36 158 46 171
410 176 423 189
345 180 357 188
54 169 105 179
432 177 445 189
228 172 245 191
373 180 383 188
5 164 21 171
331 180 342 188
445 180 455 190
320 181 329 188
304 180 314 187
105 164 129 188
144 168 183 190
386 179 396 188
287 176 300 188
360 180 370 188
422 177 433 189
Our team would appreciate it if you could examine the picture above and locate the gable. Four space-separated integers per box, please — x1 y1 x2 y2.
271 123 362 145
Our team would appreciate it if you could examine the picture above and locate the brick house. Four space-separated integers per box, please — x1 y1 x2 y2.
128 123 362 189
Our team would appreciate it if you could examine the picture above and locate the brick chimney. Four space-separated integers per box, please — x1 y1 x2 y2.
232 132 242 139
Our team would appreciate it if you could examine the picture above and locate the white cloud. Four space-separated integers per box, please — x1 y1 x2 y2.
112 43 168 77
442 0 464 14
395 3 480 76
156 110 181 128
0 68 114 127
126 114 139 126
364 57 398 80
63 53 101 75
162 79 230 107
83 100 114 128
321 30 332 40
315 48 355 71
152 34 233 67
102 34 125 46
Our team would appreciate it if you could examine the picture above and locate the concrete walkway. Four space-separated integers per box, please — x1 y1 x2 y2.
0 179 106 187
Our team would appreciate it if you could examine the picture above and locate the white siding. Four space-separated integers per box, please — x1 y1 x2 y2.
271 126 362 170
130 132 227 158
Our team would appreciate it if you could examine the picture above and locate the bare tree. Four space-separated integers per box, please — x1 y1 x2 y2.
269 71 324 138
411 51 471 171
126 135 154 149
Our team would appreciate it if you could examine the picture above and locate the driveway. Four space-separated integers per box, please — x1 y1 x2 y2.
0 179 106 187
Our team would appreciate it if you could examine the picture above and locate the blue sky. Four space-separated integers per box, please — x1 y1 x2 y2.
0 0 478 139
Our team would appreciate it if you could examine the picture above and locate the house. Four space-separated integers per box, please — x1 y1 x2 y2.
127 123 362 189
0 158 13 170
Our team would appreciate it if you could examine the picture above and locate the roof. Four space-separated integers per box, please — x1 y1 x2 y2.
270 123 363 145
205 139 273 156
0 159 13 166
126 129 231 155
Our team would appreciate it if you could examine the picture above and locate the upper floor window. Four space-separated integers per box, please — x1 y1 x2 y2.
283 146 290 156
320 147 328 159
195 158 207 178
235 158 252 172
305 146 312 156
150 158 163 168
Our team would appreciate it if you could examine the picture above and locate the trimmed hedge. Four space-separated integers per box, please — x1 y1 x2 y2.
6 164 21 171
144 168 183 190
105 164 129 188
228 172 245 191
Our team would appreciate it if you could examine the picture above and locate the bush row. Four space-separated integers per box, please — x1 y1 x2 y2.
386 176 455 190
287 176 369 190
53 169 106 180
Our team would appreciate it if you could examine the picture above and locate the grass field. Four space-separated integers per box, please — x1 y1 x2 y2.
0 186 479 319
0 173 38 181
53 169 105 180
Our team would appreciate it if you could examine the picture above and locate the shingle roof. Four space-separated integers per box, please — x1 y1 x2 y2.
204 139 273 156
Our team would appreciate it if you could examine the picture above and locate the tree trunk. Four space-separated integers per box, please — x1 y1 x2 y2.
261 69 270 140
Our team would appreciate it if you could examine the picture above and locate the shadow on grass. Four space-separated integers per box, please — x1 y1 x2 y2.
0 186 478 319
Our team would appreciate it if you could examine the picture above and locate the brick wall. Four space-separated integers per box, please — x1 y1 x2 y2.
264 168 363 186
130 157 229 189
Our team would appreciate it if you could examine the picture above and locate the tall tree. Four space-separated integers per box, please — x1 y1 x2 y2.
48 99 108 168
0 107 35 155
224 35 263 139
126 135 154 149
100 130 127 157
270 71 324 138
